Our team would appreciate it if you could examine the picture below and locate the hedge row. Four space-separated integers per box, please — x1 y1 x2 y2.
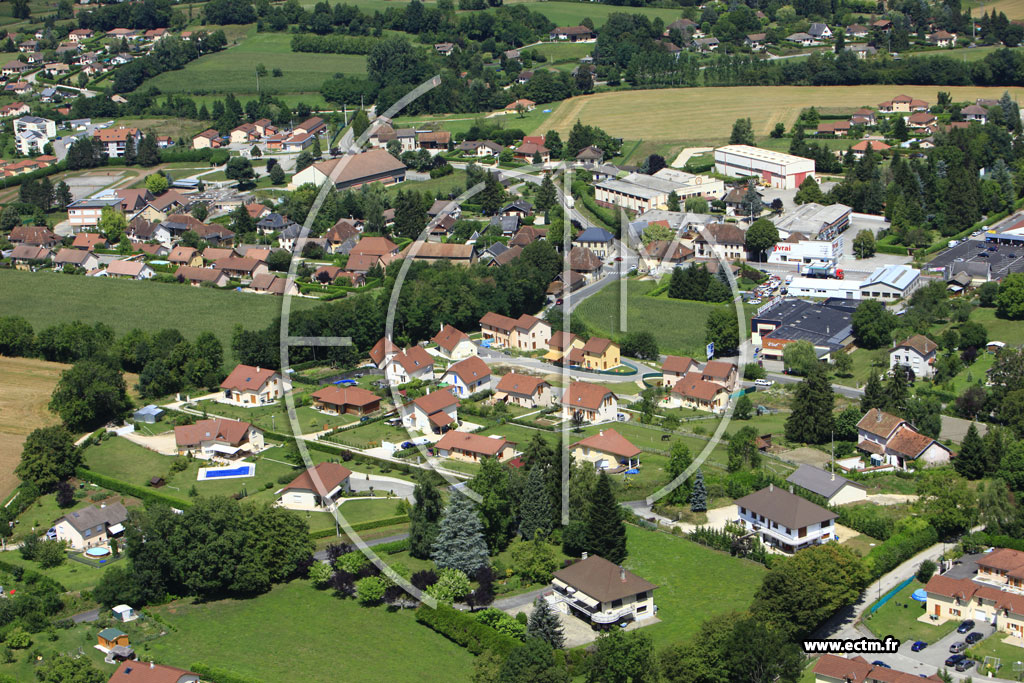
415 603 519 657
865 519 937 579
308 514 410 539
373 538 410 554
962 531 1024 554
189 662 264 683
75 467 192 509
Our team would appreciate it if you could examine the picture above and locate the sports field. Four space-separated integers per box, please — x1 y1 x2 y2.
0 270 319 361
544 85 1024 145
142 31 367 97
0 357 64 500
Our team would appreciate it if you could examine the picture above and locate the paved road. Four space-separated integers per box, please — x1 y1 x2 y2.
72 608 100 624
739 372 865 400
493 587 546 613
313 531 410 562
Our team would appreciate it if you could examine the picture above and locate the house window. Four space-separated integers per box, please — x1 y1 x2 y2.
635 591 646 600
799 527 807 538
739 507 746 515
611 599 622 608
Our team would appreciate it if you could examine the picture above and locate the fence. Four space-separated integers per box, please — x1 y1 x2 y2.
868 576 915 615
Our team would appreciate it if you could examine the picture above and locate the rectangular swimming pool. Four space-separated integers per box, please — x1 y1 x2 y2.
197 464 256 481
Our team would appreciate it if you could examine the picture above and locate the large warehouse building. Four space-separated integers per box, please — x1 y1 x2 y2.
714 145 815 189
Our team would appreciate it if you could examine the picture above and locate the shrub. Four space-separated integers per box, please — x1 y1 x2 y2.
415 603 518 656
355 576 387 605
474 608 527 641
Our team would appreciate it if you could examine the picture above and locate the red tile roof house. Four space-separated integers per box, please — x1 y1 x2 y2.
665 372 729 413
494 373 553 409
660 355 696 387
105 259 155 280
923 571 1024 637
561 381 618 425
72 232 109 251
218 364 286 407
173 418 264 458
383 344 435 385
479 312 552 352
310 385 381 416
275 462 352 512
543 330 584 363
213 256 269 281
109 660 201 683
434 431 516 463
813 654 942 683
701 360 737 388
346 236 401 273
571 428 641 471
53 248 100 271
174 265 230 287
856 408 952 470
431 323 476 361
441 356 492 397
402 387 460 434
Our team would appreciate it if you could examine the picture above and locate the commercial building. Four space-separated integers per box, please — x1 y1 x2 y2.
714 145 815 189
290 149 407 191
767 233 843 265
750 298 855 361
772 202 851 242
594 168 723 213
860 264 922 300
67 195 123 228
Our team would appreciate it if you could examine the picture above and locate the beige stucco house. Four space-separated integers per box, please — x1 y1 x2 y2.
549 554 657 627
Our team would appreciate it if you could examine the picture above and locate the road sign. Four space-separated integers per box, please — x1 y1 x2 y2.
706 342 714 360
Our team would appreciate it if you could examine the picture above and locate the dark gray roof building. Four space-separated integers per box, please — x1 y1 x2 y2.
786 464 865 500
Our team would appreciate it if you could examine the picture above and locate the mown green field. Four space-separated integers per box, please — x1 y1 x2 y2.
575 278 751 358
623 525 767 646
0 269 318 361
142 31 367 96
502 0 685 25
148 579 474 682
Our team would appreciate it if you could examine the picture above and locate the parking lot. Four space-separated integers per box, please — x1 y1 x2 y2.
928 235 1024 279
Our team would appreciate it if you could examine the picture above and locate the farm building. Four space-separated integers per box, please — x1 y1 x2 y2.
713 145 815 190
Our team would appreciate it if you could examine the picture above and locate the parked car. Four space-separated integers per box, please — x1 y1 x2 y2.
965 632 983 644
949 641 967 654
754 379 774 387
957 620 975 634
911 641 927 652
400 441 414 449
871 660 891 668
944 654 966 667
616 413 626 421
955 659 975 673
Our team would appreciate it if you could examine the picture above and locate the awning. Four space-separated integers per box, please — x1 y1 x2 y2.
209 444 242 454
107 523 125 535
492 391 508 400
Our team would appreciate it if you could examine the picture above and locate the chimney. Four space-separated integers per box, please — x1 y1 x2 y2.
150 662 154 669
789 485 794 494
876 410 882 423
256 366 260 374
769 483 773 492
582 551 588 559
620 566 626 582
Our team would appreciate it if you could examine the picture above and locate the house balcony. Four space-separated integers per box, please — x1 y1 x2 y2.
550 588 634 624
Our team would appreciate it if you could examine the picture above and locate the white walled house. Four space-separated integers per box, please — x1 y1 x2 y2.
494 373 553 408
431 323 476 361
561 382 617 425
402 388 459 434
785 464 867 506
384 345 435 385
440 356 492 397
856 408 952 469
219 364 286 407
889 334 937 379
173 418 264 458
53 502 128 551
275 462 352 511
549 555 657 627
735 485 837 553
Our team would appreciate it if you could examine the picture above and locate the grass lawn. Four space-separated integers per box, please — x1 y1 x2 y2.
543 85 1024 146
336 497 408 524
0 550 115 594
529 41 594 63
388 169 469 200
327 420 413 449
575 278 753 358
83 436 299 506
0 269 318 364
142 32 367 96
832 347 888 387
968 306 1024 344
965 632 1024 676
147 580 474 682
623 524 767 647
501 1 686 26
0 356 64 500
863 580 959 644
842 533 883 558
191 397 367 436
392 104 556 138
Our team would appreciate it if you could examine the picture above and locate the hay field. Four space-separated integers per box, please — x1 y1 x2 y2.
972 0 1024 19
543 85 1024 144
0 357 64 501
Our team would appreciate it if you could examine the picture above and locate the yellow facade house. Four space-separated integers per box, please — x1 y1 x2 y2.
582 337 620 370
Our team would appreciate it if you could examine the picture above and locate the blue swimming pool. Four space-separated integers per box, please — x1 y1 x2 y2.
205 465 252 478
197 464 255 481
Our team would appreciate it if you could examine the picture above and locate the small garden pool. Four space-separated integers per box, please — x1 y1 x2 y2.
85 547 110 558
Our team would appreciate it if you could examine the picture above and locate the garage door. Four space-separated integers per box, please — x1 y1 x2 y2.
975 610 988 622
